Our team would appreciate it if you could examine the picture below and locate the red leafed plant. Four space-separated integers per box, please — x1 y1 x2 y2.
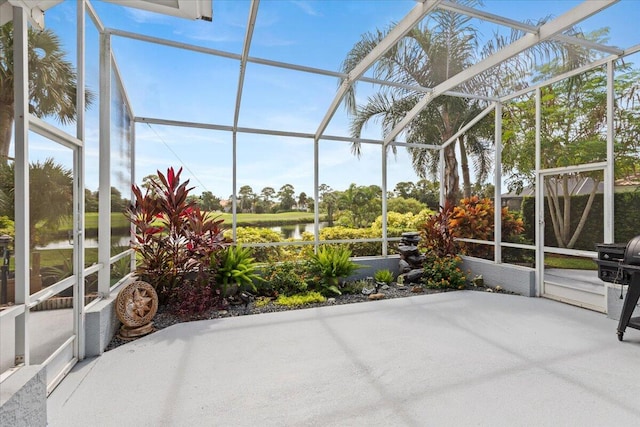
419 196 525 259
448 196 524 258
125 167 230 306
419 201 459 258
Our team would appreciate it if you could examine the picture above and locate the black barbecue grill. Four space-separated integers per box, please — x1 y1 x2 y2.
596 235 640 341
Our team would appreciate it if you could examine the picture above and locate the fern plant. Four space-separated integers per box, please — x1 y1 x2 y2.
308 246 360 296
214 245 263 294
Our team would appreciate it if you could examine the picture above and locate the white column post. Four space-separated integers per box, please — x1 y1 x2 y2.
439 149 445 207
381 145 388 256
494 102 502 263
98 32 111 296
604 60 615 244
314 138 320 252
534 88 543 297
75 0 86 360
12 5 30 366
232 132 237 242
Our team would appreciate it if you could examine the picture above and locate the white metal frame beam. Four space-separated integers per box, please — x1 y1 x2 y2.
107 27 498 103
500 42 640 103
383 0 618 147
233 0 259 131
438 0 624 56
440 103 496 150
314 0 442 140
135 115 439 149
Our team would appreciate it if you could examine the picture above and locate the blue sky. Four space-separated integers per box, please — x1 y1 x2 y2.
25 0 640 200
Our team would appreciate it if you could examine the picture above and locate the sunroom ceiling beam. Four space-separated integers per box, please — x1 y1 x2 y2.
313 0 442 141
440 103 495 150
136 115 437 149
438 0 623 56
233 0 259 130
501 42 640 103
109 26 499 106
383 0 618 147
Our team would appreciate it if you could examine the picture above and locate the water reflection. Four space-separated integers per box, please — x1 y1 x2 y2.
268 222 327 240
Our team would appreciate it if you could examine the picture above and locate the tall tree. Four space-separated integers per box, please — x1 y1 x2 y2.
319 183 337 226
238 185 254 213
0 22 94 162
260 186 275 210
297 192 308 211
200 191 221 212
337 183 381 228
341 1 555 204
277 184 296 211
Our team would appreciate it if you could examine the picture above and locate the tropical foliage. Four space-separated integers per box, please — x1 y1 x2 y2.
0 22 94 161
341 0 556 204
449 196 524 258
125 167 229 304
0 158 72 247
215 245 263 294
308 246 360 296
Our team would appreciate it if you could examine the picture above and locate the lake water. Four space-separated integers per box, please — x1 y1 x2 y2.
268 222 327 240
35 222 328 249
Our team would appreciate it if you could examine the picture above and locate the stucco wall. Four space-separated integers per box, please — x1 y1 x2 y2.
0 365 47 427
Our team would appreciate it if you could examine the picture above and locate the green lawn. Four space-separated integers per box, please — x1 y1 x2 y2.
210 211 325 226
544 254 597 270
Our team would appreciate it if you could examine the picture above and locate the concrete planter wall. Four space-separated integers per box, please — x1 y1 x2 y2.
84 282 128 358
460 256 536 296
349 256 400 280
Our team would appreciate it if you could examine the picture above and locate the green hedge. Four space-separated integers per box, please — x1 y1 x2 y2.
521 192 640 250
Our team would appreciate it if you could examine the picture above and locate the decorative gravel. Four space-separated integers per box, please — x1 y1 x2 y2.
106 284 513 351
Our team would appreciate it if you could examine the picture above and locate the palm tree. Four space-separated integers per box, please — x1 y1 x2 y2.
341 1 554 204
0 22 94 162
0 158 72 247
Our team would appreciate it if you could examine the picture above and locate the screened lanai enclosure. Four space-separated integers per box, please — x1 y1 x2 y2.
1 0 639 401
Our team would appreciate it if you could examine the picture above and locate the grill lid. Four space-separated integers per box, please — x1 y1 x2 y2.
624 235 640 266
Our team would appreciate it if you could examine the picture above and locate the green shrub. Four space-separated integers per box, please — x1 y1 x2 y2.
225 226 284 263
422 255 467 289
275 292 326 307
254 296 271 308
0 216 14 240
260 261 311 296
386 197 427 214
374 269 394 284
310 226 380 257
308 246 360 296
341 278 370 294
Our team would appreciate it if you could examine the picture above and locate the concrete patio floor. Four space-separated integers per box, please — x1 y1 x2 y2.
48 291 640 426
